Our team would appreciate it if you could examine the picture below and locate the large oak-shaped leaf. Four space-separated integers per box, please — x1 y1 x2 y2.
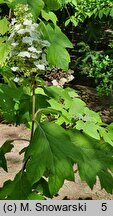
25 122 74 195
68 129 113 193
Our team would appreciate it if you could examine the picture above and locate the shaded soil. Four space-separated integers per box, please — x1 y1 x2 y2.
0 124 29 186
0 123 113 200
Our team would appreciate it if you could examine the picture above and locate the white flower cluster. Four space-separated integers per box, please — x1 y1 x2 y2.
8 4 50 82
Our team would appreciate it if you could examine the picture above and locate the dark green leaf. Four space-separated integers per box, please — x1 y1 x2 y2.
33 177 51 198
0 140 14 154
0 140 14 171
35 94 50 110
28 192 45 200
25 122 74 195
0 171 32 199
68 129 113 191
0 180 13 199
98 170 113 194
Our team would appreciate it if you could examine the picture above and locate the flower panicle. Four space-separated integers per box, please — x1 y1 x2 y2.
8 4 50 84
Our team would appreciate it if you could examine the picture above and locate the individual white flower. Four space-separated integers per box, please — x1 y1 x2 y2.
52 80 59 86
59 78 67 86
68 69 74 74
11 42 19 47
24 24 36 33
23 19 32 26
29 33 39 42
34 62 45 70
9 50 15 58
42 40 50 46
14 77 20 82
29 30 36 36
18 51 31 58
14 24 22 31
8 32 15 40
78 114 90 122
22 37 33 45
32 23 39 28
28 46 38 53
31 54 38 59
78 114 83 120
24 5 31 13
25 12 33 18
17 29 27 34
42 53 48 64
67 74 74 82
26 25 35 32
83 115 90 122
11 18 16 25
36 50 42 54
105 29 113 33
11 66 18 71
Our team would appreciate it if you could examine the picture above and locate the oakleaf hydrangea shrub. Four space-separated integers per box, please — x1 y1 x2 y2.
8 4 50 85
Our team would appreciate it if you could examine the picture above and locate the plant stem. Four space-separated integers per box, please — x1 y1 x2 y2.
9 8 12 20
13 138 30 142
30 84 36 140
22 83 36 171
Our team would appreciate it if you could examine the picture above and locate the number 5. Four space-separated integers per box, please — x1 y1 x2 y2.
101 203 107 211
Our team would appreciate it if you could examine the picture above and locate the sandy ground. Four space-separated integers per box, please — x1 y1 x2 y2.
0 123 113 200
